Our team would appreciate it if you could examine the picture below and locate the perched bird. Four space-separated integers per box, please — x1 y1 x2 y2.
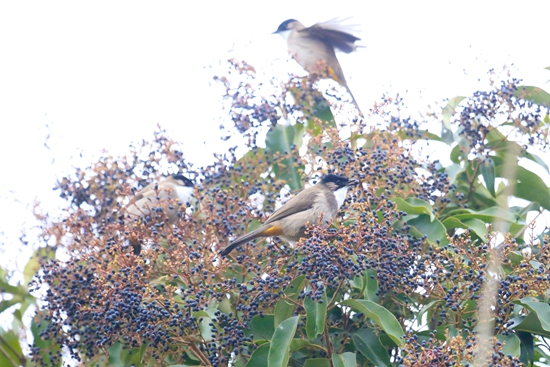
220 174 355 256
273 18 363 115
124 174 194 225
124 174 194 254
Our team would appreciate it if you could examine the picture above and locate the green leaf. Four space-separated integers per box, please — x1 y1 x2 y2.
516 331 535 366
447 207 525 225
342 300 405 346
407 214 448 246
23 247 55 288
304 358 331 367
496 333 521 357
293 123 305 150
245 343 270 367
0 299 21 314
194 310 214 341
107 342 146 367
351 328 392 367
499 166 550 211
442 217 487 241
304 292 327 339
268 316 299 367
289 339 323 352
274 275 307 326
265 124 303 190
441 96 466 143
0 328 24 367
511 299 550 336
246 315 275 341
234 149 266 183
332 352 357 367
417 300 442 324
480 158 496 197
394 197 435 221
514 86 550 108
523 151 549 173
30 317 61 367
442 96 466 129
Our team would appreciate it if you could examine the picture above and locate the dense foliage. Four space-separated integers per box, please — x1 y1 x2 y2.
1 61 550 367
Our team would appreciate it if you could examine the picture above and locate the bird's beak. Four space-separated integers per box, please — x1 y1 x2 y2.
347 179 359 187
272 30 279 35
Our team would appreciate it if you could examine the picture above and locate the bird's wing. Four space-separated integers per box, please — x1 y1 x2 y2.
302 19 361 54
131 182 157 202
263 188 319 225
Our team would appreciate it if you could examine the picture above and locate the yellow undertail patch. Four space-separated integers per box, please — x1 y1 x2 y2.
261 226 283 236
327 66 340 84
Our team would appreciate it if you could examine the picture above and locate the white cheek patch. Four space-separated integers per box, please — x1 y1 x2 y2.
277 30 292 41
175 186 194 203
334 187 348 209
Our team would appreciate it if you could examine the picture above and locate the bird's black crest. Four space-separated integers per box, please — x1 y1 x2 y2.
321 174 349 187
275 19 297 33
172 174 194 187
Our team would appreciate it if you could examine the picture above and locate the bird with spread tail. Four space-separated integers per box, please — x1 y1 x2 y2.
273 18 363 115
220 174 355 256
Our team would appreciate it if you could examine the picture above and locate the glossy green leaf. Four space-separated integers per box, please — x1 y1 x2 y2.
350 269 379 302
245 343 270 367
514 86 550 108
407 214 448 246
304 291 327 339
442 217 487 241
266 124 303 190
394 197 434 221
496 333 521 357
246 314 275 341
351 328 392 367
499 166 550 211
304 358 331 367
343 300 405 346
194 310 214 341
523 151 549 173
479 158 496 197
274 275 307 326
516 331 535 366
290 339 323 352
511 299 550 336
447 207 525 225
268 316 299 367
332 352 357 367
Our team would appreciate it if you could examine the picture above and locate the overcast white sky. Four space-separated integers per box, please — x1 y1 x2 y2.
1 1 549 271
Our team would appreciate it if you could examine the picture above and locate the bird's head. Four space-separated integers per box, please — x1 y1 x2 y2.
273 19 305 40
321 174 354 191
321 174 356 208
171 174 194 188
273 19 298 33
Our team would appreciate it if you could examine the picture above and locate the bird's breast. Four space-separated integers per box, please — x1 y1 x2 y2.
174 186 193 203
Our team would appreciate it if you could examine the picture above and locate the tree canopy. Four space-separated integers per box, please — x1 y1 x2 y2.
1 62 550 367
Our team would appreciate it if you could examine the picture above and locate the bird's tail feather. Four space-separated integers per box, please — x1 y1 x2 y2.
220 227 266 256
344 84 363 117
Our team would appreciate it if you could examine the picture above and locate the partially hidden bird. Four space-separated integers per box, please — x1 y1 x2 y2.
124 174 195 225
220 174 355 256
273 18 363 115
